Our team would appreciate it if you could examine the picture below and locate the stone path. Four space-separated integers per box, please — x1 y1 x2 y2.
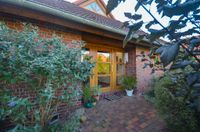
81 96 166 132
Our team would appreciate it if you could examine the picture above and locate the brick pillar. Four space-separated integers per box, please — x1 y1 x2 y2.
125 47 136 76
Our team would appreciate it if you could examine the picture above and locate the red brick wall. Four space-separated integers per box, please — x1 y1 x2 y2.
125 47 136 76
136 46 162 95
1 16 82 43
136 46 151 94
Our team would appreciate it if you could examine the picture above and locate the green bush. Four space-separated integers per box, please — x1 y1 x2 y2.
0 22 94 131
144 78 157 104
153 72 200 132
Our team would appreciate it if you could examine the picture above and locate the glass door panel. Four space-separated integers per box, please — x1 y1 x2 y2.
116 52 124 63
98 76 110 88
97 51 111 62
116 52 125 87
117 64 125 75
97 63 111 75
116 75 123 86
97 50 111 90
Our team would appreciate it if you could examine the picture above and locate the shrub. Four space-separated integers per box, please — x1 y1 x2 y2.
153 72 200 132
0 22 94 131
144 77 157 104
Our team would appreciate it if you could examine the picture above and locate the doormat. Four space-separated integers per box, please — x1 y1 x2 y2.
104 94 122 101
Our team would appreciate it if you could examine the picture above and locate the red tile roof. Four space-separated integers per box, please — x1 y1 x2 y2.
27 0 124 30
73 0 88 5
27 0 146 36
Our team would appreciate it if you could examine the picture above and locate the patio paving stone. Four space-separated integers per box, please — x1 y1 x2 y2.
81 96 166 132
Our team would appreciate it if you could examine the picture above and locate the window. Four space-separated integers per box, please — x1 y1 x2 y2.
116 52 126 86
85 2 106 16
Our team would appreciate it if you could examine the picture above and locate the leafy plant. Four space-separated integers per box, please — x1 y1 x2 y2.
0 22 94 131
107 0 200 131
83 85 92 103
153 72 200 132
121 76 137 90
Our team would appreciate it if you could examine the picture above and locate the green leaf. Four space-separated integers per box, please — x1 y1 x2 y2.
155 0 168 14
193 83 200 89
186 72 200 86
167 20 186 32
162 0 200 17
135 2 140 12
145 20 157 29
191 63 200 71
173 28 200 39
155 43 180 67
171 61 192 69
129 21 143 31
174 0 181 5
131 14 142 21
194 97 200 112
106 0 126 14
193 50 200 55
121 21 129 28
190 38 200 51
123 21 143 47
124 12 132 19
143 0 153 5
194 9 200 14
193 15 200 20
148 29 166 41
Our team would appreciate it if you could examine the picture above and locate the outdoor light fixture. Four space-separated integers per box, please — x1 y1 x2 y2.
124 52 128 63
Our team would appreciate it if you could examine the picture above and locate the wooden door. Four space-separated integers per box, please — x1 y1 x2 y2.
95 48 113 92
82 44 125 93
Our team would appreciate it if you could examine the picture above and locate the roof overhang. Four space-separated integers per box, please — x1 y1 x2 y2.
0 0 159 47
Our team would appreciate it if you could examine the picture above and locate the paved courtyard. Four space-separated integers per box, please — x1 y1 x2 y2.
81 96 166 132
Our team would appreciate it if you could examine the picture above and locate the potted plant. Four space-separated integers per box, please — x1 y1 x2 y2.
122 76 137 96
92 85 102 101
83 86 93 108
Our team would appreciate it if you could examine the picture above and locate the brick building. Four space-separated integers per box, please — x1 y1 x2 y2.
0 0 159 97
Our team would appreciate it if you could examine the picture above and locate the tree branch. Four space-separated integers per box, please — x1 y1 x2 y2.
137 0 200 63
186 16 200 30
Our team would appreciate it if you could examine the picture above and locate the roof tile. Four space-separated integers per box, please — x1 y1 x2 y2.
28 0 126 30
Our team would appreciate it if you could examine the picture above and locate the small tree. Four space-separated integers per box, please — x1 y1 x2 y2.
107 0 200 112
0 22 94 131
106 0 200 130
